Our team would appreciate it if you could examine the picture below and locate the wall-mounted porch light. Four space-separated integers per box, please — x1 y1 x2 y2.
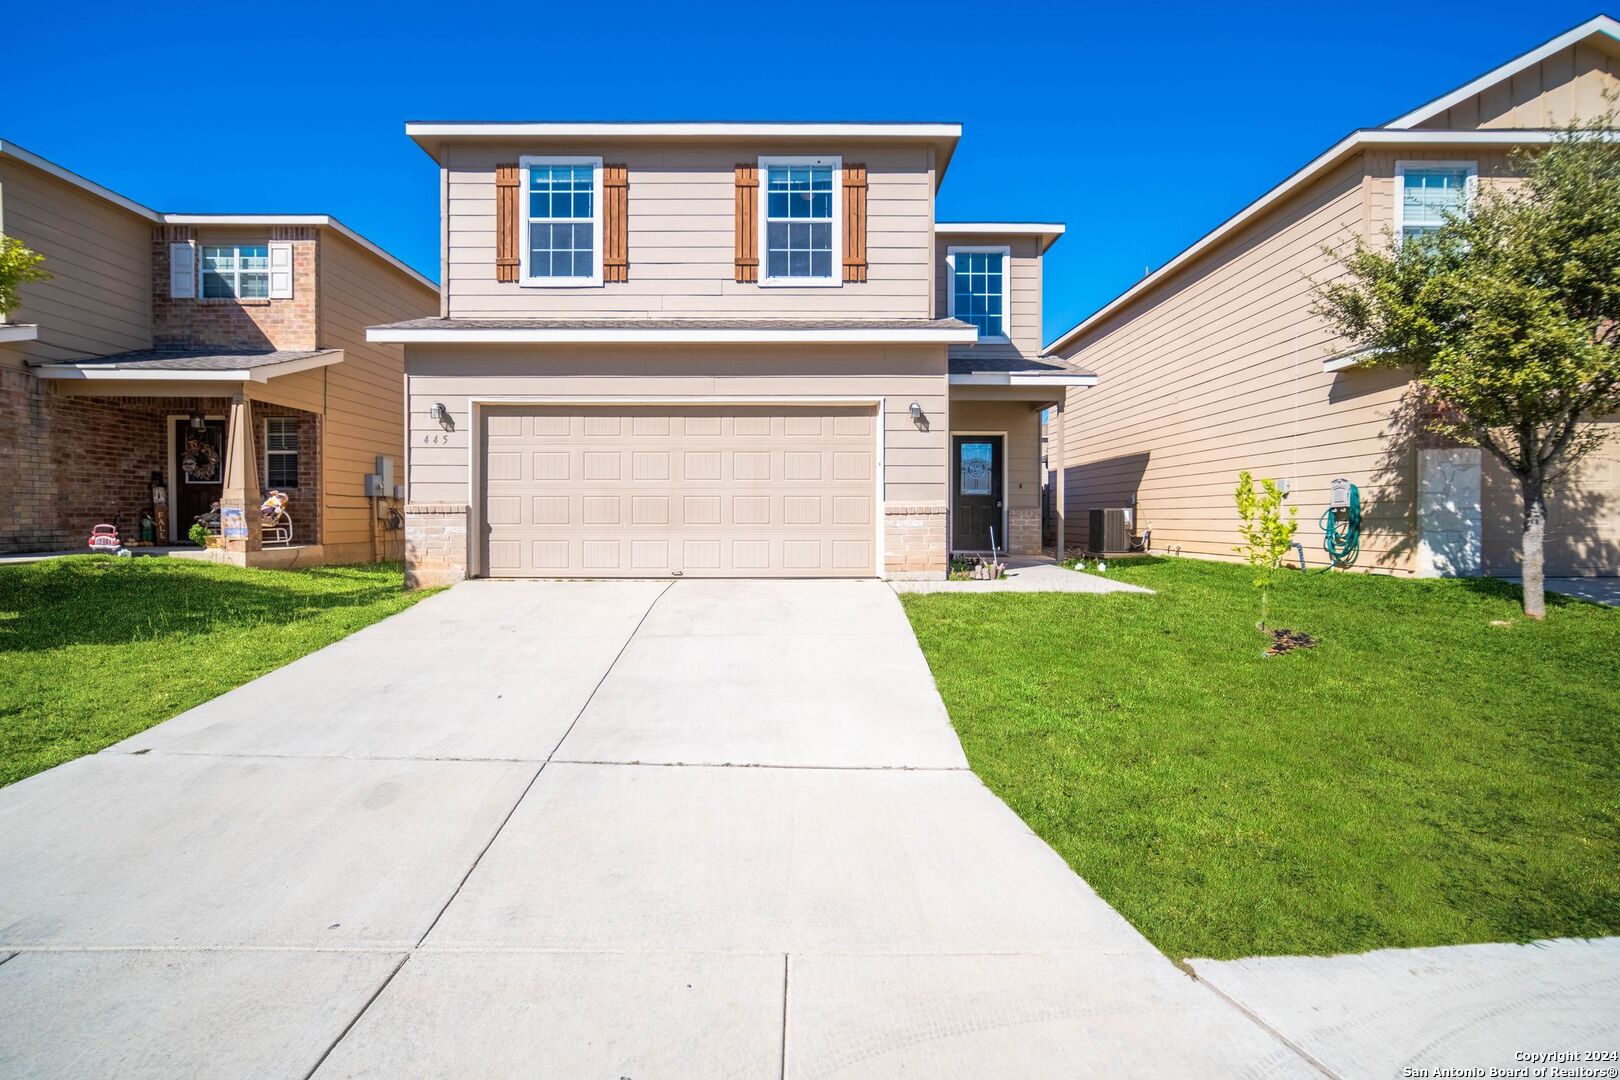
188 412 207 431
430 402 454 431
908 401 928 432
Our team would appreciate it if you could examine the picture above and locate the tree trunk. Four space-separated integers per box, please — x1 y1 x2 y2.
1520 475 1548 620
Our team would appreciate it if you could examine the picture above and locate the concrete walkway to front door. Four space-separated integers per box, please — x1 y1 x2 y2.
0 579 1313 1078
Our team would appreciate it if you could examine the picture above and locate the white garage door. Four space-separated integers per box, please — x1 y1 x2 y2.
481 404 879 578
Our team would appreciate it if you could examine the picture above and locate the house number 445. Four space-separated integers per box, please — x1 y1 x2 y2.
421 433 453 445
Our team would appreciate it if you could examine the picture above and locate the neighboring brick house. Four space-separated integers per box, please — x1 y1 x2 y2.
0 140 438 565
370 123 1083 585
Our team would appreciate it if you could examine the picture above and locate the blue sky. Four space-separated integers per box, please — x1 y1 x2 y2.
8 1 1609 343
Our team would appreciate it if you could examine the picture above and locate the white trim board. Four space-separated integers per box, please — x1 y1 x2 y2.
406 121 961 139
937 223 1066 253
368 325 977 344
949 372 1098 387
1042 129 1581 356
0 324 40 343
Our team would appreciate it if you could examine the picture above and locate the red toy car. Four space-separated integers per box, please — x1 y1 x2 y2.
87 524 120 552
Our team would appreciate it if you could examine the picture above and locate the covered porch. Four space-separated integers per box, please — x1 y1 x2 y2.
947 357 1096 560
27 349 338 567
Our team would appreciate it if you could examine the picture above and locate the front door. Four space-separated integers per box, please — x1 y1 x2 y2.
952 435 1004 551
173 418 226 541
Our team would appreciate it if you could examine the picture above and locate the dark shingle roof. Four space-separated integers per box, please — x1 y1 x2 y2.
949 354 1095 377
31 348 336 372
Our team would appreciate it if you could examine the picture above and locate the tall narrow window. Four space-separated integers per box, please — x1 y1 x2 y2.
265 417 299 489
948 246 1010 340
762 158 838 282
522 157 602 285
1398 164 1475 242
201 244 270 299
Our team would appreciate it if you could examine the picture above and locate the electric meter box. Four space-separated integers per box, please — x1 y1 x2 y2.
1330 478 1352 509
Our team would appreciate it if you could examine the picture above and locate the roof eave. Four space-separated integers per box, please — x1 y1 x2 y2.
31 350 343 383
367 325 977 345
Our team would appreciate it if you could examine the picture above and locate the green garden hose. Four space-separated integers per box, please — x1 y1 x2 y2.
1320 483 1362 568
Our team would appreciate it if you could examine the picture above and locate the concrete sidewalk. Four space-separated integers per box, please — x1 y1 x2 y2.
0 578 1309 1078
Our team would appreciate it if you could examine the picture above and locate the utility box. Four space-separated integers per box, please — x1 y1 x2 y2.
365 456 397 498
1089 507 1134 554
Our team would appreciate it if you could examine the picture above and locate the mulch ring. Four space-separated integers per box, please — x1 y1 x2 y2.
1265 628 1318 656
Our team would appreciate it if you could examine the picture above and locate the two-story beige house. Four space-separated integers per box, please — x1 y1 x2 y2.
1045 17 1620 578
0 140 439 566
372 123 1082 585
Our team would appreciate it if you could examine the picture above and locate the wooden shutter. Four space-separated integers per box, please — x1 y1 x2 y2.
843 163 868 283
495 163 521 283
267 242 294 299
603 164 629 283
169 242 196 298
734 164 759 283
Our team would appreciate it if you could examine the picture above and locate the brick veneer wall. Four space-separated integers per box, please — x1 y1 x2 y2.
1009 506 1042 556
0 367 233 550
405 503 469 589
884 502 947 578
152 226 319 351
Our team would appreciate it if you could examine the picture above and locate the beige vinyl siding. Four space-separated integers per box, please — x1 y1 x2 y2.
0 158 151 364
317 230 438 559
1481 415 1620 575
442 143 933 320
949 400 1043 515
403 344 947 513
936 234 1043 365
1414 41 1620 129
1050 153 1428 571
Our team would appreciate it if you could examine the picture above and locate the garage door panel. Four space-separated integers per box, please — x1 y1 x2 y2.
482 405 879 578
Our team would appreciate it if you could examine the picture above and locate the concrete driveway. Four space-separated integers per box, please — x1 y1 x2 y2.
0 579 1309 1078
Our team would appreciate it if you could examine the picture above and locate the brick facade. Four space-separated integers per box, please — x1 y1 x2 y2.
404 503 470 589
1009 505 1042 556
153 226 319 351
883 501 947 579
0 366 322 553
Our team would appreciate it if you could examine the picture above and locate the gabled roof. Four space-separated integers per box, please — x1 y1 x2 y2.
1042 16 1620 356
0 139 436 293
1385 15 1620 129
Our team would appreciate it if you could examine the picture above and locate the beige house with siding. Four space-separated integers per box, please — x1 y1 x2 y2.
0 140 438 565
372 122 1083 585
1046 16 1620 578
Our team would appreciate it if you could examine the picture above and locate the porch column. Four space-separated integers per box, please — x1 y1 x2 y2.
220 393 262 559
1054 399 1066 559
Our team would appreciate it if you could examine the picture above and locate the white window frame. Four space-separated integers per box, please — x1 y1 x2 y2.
200 242 271 300
945 245 1012 344
519 155 604 288
1394 160 1477 245
263 416 300 489
758 154 842 288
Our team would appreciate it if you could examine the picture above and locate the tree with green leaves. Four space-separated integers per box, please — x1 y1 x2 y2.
1234 470 1298 632
0 235 50 316
1314 114 1620 619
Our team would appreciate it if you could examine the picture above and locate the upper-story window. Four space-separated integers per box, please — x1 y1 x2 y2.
522 156 603 286
947 246 1011 342
1396 162 1476 243
201 244 270 299
761 156 841 285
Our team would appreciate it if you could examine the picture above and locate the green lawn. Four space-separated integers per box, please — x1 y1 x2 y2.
0 557 432 787
901 557 1620 961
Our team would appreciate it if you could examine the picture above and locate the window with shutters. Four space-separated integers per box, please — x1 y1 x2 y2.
759 156 841 286
1395 162 1476 243
201 244 270 299
264 417 300 489
521 156 603 286
946 246 1011 341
